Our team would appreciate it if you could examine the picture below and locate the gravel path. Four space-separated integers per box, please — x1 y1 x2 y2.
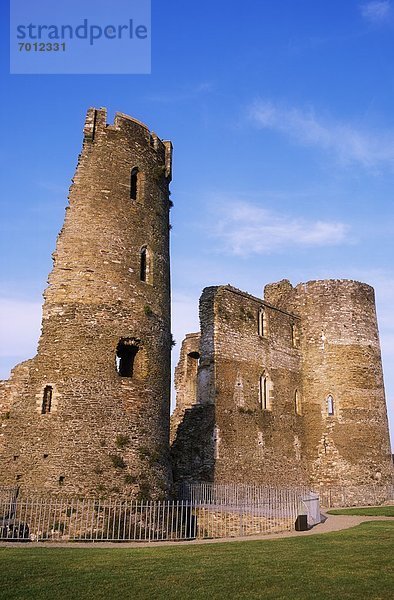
0 512 392 549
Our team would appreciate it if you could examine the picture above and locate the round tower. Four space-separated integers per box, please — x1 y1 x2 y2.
294 280 392 492
1 108 173 498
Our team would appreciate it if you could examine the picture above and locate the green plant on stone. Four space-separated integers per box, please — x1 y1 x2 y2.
110 454 126 469
144 305 153 317
238 406 254 415
115 434 130 449
124 474 138 485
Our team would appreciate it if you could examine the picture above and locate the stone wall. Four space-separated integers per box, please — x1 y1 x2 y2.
170 333 200 444
0 108 173 499
265 279 393 488
1 108 391 502
172 280 392 493
171 285 309 486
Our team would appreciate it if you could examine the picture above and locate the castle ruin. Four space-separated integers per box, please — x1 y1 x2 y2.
0 108 392 503
0 108 173 498
171 282 393 497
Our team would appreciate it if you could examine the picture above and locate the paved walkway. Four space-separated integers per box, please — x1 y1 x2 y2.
0 512 392 549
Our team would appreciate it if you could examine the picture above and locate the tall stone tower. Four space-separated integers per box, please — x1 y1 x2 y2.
265 279 392 492
0 108 173 498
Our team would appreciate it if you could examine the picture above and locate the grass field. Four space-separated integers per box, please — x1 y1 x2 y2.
0 522 393 600
327 506 394 517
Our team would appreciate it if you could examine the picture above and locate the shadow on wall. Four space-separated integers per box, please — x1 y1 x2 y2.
171 404 216 486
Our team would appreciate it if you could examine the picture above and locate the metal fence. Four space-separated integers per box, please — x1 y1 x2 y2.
179 482 311 506
179 482 321 527
0 485 310 542
2 481 391 542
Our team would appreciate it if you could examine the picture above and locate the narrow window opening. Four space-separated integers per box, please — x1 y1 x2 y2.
58 475 65 486
140 245 152 284
327 395 334 416
259 375 268 410
294 390 301 415
291 323 298 347
116 339 139 377
258 307 267 337
140 247 147 281
41 385 53 414
130 167 138 201
213 425 221 459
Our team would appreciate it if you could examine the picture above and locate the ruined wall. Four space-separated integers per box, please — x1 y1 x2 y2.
0 108 173 499
265 279 392 489
170 333 200 444
172 286 308 486
172 279 392 495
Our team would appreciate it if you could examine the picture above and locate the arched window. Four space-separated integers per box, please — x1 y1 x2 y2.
116 339 139 377
130 167 139 201
140 246 151 283
294 390 301 415
259 374 268 410
327 395 334 416
41 385 53 414
258 307 267 337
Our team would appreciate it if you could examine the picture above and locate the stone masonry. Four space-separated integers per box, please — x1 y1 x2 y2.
171 282 393 493
0 108 392 503
0 108 173 499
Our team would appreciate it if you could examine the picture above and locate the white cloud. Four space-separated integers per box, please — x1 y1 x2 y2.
360 1 391 22
249 100 394 167
211 200 349 256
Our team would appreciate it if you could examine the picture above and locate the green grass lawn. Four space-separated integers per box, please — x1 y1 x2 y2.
327 505 394 517
0 522 393 600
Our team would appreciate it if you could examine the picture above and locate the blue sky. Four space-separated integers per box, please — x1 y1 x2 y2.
1 0 393 445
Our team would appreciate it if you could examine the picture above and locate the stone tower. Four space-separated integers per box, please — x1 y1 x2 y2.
265 279 392 490
172 279 392 502
265 280 392 486
0 108 173 498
